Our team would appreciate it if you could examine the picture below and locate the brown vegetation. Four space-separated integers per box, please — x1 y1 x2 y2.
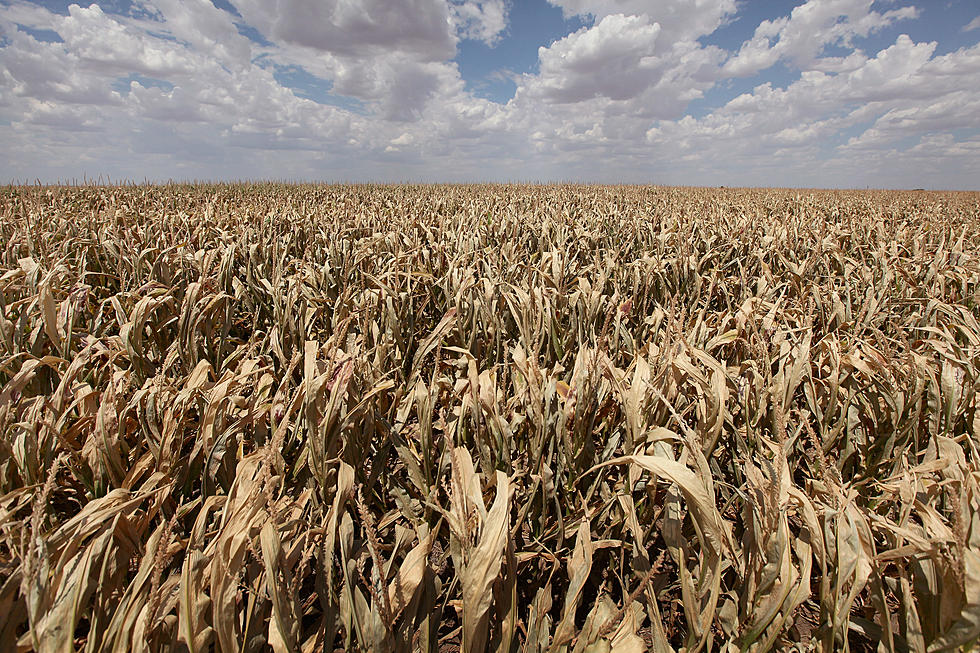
1 184 979 651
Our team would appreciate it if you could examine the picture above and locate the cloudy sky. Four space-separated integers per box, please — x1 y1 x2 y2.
1 0 979 188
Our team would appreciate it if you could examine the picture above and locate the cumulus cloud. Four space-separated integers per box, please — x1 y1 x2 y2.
57 4 202 77
0 0 978 187
526 14 663 103
641 35 980 187
0 4 355 164
503 4 728 153
451 0 509 46
148 0 253 70
229 0 456 60
549 0 736 46
723 0 918 77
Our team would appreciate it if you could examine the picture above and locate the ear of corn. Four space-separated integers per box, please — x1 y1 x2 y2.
1 183 979 651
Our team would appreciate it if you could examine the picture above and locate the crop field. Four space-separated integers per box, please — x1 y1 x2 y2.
1 184 979 652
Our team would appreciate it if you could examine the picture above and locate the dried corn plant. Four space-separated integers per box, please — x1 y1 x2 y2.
1 183 979 652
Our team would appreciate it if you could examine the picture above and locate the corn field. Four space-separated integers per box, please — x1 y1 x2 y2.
1 183 980 652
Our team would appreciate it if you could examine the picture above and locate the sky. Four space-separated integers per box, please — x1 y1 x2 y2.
1 0 979 188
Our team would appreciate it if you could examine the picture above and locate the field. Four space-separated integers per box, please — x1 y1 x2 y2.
1 184 979 652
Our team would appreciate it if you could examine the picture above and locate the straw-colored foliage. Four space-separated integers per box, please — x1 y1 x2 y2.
1 183 980 652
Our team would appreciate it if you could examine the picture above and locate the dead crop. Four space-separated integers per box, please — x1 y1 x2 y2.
1 183 979 652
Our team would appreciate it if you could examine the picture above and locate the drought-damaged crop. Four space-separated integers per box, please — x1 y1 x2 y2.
1 183 979 651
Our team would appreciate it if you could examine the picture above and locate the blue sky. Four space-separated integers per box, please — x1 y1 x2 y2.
1 0 979 187
456 0 587 102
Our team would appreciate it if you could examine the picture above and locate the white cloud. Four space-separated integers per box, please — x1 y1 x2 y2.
451 0 509 46
56 4 200 77
0 0 513 180
504 8 727 153
723 0 918 77
526 14 662 103
0 5 355 155
148 0 253 70
549 0 736 45
642 35 980 187
0 0 978 188
229 0 457 60
332 57 465 121
218 0 503 125
964 16 980 33
0 30 118 107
